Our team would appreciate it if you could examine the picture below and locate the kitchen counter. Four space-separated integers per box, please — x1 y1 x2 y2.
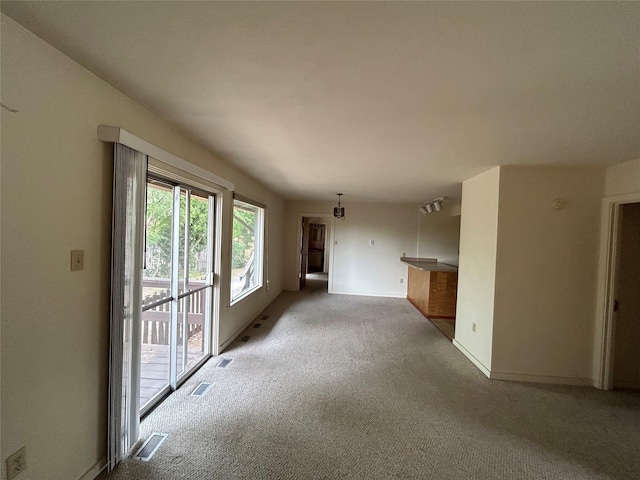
402 257 458 324
400 257 458 272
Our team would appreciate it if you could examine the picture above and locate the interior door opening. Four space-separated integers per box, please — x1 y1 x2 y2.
299 215 332 292
611 201 640 390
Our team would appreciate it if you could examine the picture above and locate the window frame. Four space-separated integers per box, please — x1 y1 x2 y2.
230 197 265 305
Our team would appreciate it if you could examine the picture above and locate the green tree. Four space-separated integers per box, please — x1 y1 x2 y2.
232 207 256 269
145 185 210 279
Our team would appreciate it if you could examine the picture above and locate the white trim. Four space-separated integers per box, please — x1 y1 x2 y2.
230 201 265 305
489 371 592 387
328 290 406 298
452 339 491 378
594 191 640 390
98 126 234 191
77 457 106 480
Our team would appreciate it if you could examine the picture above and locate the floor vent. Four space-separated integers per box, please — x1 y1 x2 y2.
216 358 232 368
134 433 168 462
240 335 251 342
261 315 270 320
253 323 262 328
191 382 212 397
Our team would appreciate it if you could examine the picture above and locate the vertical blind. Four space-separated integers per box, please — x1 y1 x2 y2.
108 144 147 470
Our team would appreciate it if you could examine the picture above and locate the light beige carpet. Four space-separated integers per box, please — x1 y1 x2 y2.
100 277 640 479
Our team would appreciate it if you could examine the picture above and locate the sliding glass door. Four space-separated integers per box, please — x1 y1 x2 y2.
140 178 215 415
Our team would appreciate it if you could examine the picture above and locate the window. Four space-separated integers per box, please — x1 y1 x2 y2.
231 199 264 303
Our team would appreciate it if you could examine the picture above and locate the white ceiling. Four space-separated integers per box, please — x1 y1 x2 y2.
2 1 639 203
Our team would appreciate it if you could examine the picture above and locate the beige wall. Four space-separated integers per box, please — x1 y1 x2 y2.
455 165 606 383
453 167 501 374
284 200 461 297
491 166 604 382
1 15 284 480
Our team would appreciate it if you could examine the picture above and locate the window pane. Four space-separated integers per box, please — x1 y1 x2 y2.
143 182 173 306
140 303 172 410
188 192 209 287
231 200 263 301
178 188 187 293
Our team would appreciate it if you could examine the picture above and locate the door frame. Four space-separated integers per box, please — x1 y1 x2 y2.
140 178 221 416
296 213 335 291
594 192 640 389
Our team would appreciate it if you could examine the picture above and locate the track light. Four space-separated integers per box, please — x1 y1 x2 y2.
420 197 445 214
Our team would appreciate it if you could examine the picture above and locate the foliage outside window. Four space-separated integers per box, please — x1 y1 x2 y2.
231 200 264 303
144 183 210 281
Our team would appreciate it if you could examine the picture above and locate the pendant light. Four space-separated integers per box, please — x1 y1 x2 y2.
333 193 345 219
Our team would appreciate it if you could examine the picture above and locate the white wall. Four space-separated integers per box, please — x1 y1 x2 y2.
1 15 284 480
417 208 461 266
453 167 501 374
491 166 604 383
284 200 461 297
604 157 640 197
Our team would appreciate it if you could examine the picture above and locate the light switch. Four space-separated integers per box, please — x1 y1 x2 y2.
71 250 84 271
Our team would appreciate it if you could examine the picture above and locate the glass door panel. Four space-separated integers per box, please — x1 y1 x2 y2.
139 304 172 411
186 290 209 373
140 180 174 413
188 192 209 288
141 178 215 413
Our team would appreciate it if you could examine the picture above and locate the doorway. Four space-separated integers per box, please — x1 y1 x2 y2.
598 197 640 390
140 177 216 416
308 223 327 273
611 202 640 389
298 214 334 292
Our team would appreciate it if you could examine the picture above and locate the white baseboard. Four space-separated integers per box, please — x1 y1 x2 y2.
328 289 406 298
78 456 106 480
218 317 256 352
490 371 593 386
452 339 491 378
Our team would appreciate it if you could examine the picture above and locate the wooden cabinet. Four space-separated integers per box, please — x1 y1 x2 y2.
407 267 457 319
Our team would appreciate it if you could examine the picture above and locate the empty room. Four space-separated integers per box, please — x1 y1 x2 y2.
1 2 639 480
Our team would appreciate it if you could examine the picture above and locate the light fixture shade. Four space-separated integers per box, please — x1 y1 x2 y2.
425 203 434 214
433 200 442 212
419 206 428 215
334 193 345 218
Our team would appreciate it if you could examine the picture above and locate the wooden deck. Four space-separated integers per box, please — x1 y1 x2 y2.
140 343 203 408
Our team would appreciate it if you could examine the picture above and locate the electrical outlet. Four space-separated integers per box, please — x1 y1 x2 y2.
6 447 26 480
472 323 477 333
